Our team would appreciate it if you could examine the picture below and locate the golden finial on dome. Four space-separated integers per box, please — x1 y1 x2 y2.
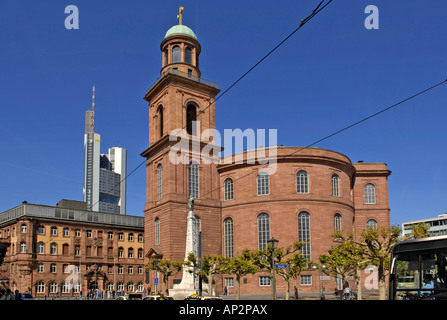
177 6 184 25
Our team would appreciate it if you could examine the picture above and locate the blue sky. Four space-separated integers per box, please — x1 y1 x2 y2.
1 0 446 227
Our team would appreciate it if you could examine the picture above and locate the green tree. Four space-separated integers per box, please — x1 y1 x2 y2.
406 222 429 239
221 249 258 300
281 251 313 300
335 225 401 300
147 257 183 296
319 241 357 289
184 253 226 296
319 239 368 299
251 241 309 300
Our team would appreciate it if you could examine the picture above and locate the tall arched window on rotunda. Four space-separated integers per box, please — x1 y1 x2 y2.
298 211 311 259
257 172 269 196
332 174 340 197
296 170 309 194
224 178 233 201
257 213 270 250
367 219 378 230
334 213 341 233
224 218 234 258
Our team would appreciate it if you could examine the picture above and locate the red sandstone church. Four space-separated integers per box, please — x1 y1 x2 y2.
141 11 391 296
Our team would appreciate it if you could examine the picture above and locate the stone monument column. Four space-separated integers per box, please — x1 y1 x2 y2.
171 198 199 298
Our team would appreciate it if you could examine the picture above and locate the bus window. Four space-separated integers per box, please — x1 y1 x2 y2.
390 237 447 300
395 255 419 292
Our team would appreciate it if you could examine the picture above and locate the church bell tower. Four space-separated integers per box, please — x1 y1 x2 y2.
141 6 222 291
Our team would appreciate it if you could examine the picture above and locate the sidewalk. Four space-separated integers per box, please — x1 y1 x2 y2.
220 289 380 300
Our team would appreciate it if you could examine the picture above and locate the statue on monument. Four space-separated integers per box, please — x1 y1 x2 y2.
188 197 194 212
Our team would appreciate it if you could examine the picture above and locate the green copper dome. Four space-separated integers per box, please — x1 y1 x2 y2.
164 25 197 40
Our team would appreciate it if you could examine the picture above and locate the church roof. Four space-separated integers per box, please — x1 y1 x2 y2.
164 24 197 40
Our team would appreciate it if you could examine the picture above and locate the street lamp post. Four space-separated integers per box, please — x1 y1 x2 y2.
313 264 326 300
154 259 160 294
267 237 279 300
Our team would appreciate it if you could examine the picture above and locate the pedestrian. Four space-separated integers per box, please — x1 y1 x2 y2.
343 283 353 300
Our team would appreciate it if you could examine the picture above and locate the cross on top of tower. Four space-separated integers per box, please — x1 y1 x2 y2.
177 6 184 25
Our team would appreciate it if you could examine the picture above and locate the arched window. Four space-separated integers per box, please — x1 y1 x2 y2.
164 49 169 66
224 178 233 201
35 281 45 294
224 218 234 258
37 242 45 254
334 213 341 233
157 164 162 201
296 170 309 194
257 172 269 196
186 104 197 135
155 218 160 245
20 242 26 253
172 45 181 63
365 183 376 204
257 213 270 250
298 212 311 259
158 107 164 138
49 281 58 294
185 46 192 64
50 243 57 255
367 219 378 230
189 161 199 198
138 248 143 259
332 174 340 197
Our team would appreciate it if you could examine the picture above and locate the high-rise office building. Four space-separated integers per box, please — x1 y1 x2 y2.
99 147 127 215
83 86 127 214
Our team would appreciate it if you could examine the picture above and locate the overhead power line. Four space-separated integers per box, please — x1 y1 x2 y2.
98 0 336 210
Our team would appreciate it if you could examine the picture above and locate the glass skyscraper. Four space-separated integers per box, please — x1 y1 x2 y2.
83 96 127 214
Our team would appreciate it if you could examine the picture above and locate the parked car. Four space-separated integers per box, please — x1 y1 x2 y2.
128 293 143 300
184 294 222 300
201 296 223 300
17 293 34 300
143 294 174 300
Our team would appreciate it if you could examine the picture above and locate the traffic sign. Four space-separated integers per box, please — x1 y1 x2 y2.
154 278 159 285
275 264 287 269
